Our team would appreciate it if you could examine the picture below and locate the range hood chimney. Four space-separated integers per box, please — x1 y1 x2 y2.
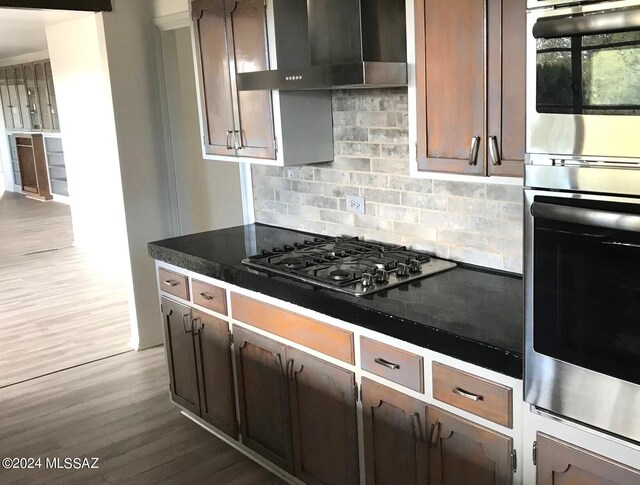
237 0 407 91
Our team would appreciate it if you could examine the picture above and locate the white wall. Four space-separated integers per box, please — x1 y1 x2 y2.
47 1 176 350
153 0 189 17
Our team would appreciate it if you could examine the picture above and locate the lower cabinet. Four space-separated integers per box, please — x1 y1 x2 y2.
362 377 429 485
160 297 237 438
536 433 640 485
428 406 513 485
234 326 359 484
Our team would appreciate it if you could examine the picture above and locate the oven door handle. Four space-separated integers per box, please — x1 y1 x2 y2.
533 7 640 39
531 202 640 233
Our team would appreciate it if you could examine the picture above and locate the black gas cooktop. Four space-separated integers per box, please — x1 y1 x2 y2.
241 236 456 296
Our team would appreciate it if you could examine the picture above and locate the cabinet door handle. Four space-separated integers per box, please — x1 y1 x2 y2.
273 353 284 376
469 136 480 166
163 279 179 288
489 135 501 166
429 420 442 448
452 386 484 401
374 357 400 370
411 413 425 443
199 292 214 301
192 317 203 334
182 314 192 334
226 130 233 150
286 358 294 379
234 130 243 150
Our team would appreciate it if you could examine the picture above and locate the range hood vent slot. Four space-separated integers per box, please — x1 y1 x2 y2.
236 0 407 91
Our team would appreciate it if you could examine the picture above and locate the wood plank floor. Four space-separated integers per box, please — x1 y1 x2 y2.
0 191 130 387
0 347 286 484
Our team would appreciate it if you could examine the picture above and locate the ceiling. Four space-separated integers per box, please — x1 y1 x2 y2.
0 8 92 60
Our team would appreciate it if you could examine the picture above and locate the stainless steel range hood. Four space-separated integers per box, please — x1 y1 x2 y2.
236 0 407 91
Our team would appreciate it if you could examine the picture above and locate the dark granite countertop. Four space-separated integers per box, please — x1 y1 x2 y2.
148 223 524 378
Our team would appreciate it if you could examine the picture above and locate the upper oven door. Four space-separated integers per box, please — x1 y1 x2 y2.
527 0 640 158
524 189 640 441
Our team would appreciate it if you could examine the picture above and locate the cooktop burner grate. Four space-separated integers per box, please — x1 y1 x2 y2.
242 236 456 296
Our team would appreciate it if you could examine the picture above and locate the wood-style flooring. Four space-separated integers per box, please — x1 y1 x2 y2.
0 347 286 484
0 191 130 387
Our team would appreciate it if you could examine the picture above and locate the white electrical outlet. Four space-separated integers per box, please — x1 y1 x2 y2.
346 195 365 215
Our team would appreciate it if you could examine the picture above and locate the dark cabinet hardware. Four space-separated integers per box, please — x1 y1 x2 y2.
411 413 425 444
164 279 179 287
199 292 215 300
274 352 285 376
226 130 233 150
182 314 193 334
429 420 442 448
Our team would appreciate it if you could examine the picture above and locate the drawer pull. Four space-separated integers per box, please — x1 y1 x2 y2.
374 357 400 370
163 279 180 288
199 292 215 301
452 386 483 401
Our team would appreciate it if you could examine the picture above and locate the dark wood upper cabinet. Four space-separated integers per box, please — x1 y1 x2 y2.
428 406 513 485
192 0 275 160
192 310 237 439
415 0 525 177
287 346 359 485
233 325 294 473
536 433 640 485
362 377 429 485
160 297 201 415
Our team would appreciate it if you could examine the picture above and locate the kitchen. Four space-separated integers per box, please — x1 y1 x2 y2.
1 0 639 483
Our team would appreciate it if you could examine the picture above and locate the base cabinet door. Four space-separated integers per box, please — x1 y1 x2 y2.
161 297 200 415
287 347 359 485
536 433 640 485
192 310 237 439
233 326 294 473
428 406 513 485
362 377 429 485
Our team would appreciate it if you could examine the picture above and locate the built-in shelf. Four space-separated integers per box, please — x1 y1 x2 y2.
44 137 68 197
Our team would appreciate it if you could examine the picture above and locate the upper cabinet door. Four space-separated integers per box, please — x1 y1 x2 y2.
0 68 15 130
416 0 485 175
192 0 238 157
43 62 59 131
487 0 525 177
226 0 276 159
415 0 525 177
23 64 42 131
6 67 24 130
34 63 54 131
14 66 32 131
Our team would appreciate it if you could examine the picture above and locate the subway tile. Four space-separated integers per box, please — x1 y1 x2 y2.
447 197 501 219
503 255 523 274
371 158 410 175
437 229 490 250
288 204 320 220
377 204 420 223
314 169 350 185
284 166 315 180
433 180 486 198
332 111 357 126
355 111 396 128
393 221 438 241
380 143 409 159
253 176 292 191
501 201 524 221
421 211 467 230
334 126 369 142
361 188 401 205
319 209 355 225
449 247 502 270
292 180 324 195
469 217 522 239
486 184 523 202
368 128 409 144
401 192 447 211
329 156 371 172
350 172 389 188
389 176 432 193
336 141 381 157
354 214 394 232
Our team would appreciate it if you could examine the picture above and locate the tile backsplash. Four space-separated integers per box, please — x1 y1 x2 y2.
251 88 523 273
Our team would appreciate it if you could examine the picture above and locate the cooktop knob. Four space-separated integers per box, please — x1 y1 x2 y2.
375 269 389 283
409 259 422 273
396 263 409 276
361 273 375 287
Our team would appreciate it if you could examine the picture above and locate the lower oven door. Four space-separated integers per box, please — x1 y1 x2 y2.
524 189 640 442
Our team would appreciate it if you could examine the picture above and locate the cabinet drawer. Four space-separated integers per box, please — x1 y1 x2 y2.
230 293 354 364
193 279 227 315
432 362 512 428
361 337 424 393
158 267 189 301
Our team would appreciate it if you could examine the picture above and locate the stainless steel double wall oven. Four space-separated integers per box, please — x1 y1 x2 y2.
525 0 640 444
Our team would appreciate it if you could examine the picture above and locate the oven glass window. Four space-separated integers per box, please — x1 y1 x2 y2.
533 197 640 385
537 29 640 114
